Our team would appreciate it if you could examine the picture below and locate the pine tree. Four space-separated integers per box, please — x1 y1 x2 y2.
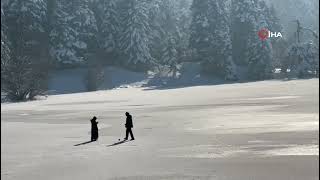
190 0 237 80
231 0 276 80
160 35 179 77
258 1 283 46
174 0 192 62
246 0 274 80
1 8 10 71
246 37 274 80
231 0 258 65
149 0 182 73
5 0 47 59
3 0 48 100
50 0 98 66
1 6 11 96
119 0 153 70
149 0 173 62
286 42 319 78
100 0 120 54
206 0 237 80
189 0 212 63
265 4 282 33
265 3 285 68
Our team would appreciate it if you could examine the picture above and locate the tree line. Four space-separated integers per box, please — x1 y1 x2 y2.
1 0 318 101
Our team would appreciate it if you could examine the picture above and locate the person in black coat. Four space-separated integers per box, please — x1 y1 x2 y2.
90 116 99 141
124 112 135 140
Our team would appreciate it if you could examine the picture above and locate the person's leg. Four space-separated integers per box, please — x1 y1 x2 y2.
92 130 98 141
91 131 94 141
95 131 99 140
129 128 134 140
124 128 129 140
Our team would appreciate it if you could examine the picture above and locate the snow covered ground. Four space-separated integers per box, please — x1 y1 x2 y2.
1 79 319 180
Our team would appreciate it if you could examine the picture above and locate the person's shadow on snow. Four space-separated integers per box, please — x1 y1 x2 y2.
74 140 96 146
107 139 129 147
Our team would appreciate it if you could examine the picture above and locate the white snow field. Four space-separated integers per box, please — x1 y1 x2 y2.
1 79 319 180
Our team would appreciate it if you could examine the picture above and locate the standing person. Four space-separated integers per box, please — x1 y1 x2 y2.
90 116 99 141
124 112 135 140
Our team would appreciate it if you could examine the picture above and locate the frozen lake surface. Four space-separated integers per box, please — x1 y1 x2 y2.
1 79 319 180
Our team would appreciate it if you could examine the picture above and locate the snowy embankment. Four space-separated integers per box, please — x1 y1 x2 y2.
47 66 149 95
46 63 227 95
1 79 319 180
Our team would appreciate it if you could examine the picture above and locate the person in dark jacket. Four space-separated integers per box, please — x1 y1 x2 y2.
124 112 135 140
90 116 99 141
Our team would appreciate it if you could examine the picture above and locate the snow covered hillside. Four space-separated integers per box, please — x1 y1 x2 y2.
1 79 319 180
